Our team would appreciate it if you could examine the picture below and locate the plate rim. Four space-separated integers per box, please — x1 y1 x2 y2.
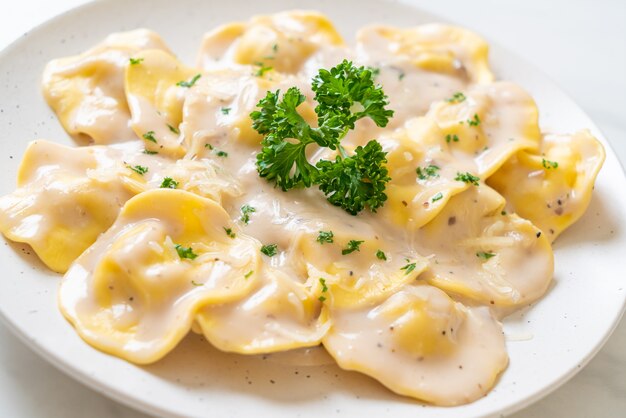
0 0 625 417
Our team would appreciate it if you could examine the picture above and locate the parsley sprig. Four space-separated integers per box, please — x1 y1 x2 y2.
250 60 394 215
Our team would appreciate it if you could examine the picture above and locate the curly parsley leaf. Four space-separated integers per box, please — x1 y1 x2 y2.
316 140 390 215
250 60 394 214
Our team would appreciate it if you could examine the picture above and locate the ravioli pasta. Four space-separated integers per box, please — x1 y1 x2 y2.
0 10 604 406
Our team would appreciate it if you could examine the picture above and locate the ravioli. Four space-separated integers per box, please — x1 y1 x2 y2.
196 267 330 353
357 24 493 83
418 185 554 308
0 140 136 272
197 10 344 74
487 130 605 240
59 189 260 364
292 227 428 309
323 284 508 406
42 29 171 144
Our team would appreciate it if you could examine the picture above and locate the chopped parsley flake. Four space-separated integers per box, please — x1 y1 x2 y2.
318 295 326 302
128 165 148 175
129 57 143 65
446 134 459 143
376 249 387 260
260 243 278 257
501 210 507 216
143 149 158 155
215 150 228 157
398 72 405 81
142 131 157 143
476 251 496 260
542 158 559 169
317 230 334 244
401 260 417 274
205 143 214 150
467 113 481 126
175 244 198 260
240 204 256 224
160 177 178 189
319 278 328 293
432 192 443 202
167 124 180 134
221 107 231 115
342 240 364 255
223 227 236 238
176 73 201 88
447 92 466 103
416 164 440 180
455 171 480 186
254 64 273 77
244 270 254 279
191 280 203 286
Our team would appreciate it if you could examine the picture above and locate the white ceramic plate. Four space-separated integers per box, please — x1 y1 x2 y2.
0 0 625 417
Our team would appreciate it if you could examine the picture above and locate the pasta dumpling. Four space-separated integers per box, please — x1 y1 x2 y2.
197 10 344 74
42 29 171 144
487 130 605 240
323 284 508 406
59 189 260 364
418 185 554 307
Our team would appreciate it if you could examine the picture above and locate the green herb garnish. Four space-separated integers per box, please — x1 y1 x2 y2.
376 249 387 260
455 171 480 186
260 243 278 257
467 113 481 126
342 239 364 255
167 124 180 134
128 165 148 175
416 164 440 180
445 134 459 143
160 177 178 189
542 159 559 170
175 244 198 260
250 60 393 215
317 230 334 244
177 74 201 88
129 57 143 65
476 251 496 260
401 260 417 274
224 227 236 238
447 92 466 103
142 131 157 143
221 107 231 115
254 64 273 77
432 192 443 202
240 204 256 224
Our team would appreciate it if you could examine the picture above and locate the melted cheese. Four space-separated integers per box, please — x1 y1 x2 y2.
0 10 605 406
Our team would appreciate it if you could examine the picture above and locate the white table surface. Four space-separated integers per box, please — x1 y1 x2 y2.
0 0 624 417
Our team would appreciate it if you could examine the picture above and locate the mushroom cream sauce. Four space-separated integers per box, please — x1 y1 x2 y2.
0 10 605 406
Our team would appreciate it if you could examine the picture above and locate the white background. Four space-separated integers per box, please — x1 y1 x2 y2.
0 0 624 417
